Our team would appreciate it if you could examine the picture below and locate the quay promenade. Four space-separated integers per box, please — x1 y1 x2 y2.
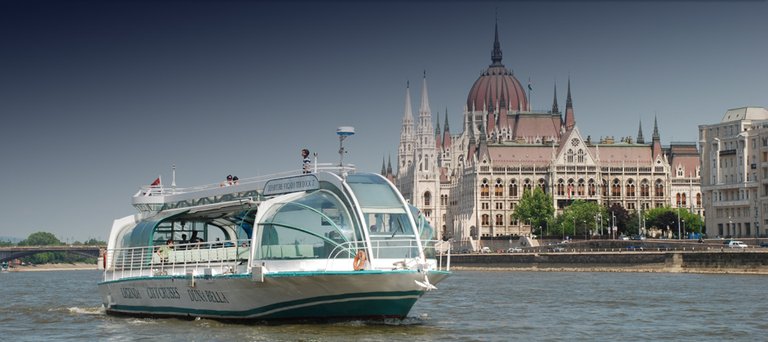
442 239 768 274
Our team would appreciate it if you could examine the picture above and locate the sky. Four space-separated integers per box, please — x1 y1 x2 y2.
1 0 767 242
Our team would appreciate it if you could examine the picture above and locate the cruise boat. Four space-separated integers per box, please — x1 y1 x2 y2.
98 130 450 321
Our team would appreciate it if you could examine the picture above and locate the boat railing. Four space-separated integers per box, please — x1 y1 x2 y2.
133 165 356 197
322 239 449 271
103 239 252 282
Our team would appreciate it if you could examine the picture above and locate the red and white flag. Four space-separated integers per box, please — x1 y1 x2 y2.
150 176 161 187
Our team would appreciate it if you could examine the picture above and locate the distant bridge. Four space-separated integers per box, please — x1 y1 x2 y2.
0 246 104 263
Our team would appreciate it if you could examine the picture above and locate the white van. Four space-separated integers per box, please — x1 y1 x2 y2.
728 241 748 248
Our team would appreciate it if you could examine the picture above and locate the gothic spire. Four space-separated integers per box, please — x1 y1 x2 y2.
444 108 450 132
403 81 413 121
419 70 431 115
652 116 660 140
491 18 503 66
380 156 386 175
387 155 393 175
564 78 575 130
637 120 645 144
435 112 441 136
551 82 559 114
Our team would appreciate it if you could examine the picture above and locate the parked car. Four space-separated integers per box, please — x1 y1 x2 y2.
548 246 565 252
630 235 646 240
759 242 768 248
481 246 492 253
727 241 748 248
619 235 630 240
507 247 523 253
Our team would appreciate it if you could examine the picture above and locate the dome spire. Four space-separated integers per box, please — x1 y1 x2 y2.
491 16 503 66
637 120 645 144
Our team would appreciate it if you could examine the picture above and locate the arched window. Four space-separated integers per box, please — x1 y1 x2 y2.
523 179 532 192
567 149 574 163
577 149 585 163
567 179 575 198
557 179 565 196
588 179 596 196
424 191 431 206
640 179 650 197
696 193 702 207
602 180 609 196
480 179 489 197
494 179 504 197
538 179 547 192
626 179 635 197
481 214 490 226
495 214 504 226
655 179 664 197
612 179 621 197
577 179 585 196
509 180 518 197
682 193 687 206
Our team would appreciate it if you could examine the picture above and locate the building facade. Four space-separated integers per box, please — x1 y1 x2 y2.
699 107 768 238
391 24 702 245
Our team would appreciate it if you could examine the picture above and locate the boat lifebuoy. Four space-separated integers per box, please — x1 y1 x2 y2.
353 250 367 271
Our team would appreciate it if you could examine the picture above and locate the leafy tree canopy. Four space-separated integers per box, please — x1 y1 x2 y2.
18 232 62 246
513 187 555 235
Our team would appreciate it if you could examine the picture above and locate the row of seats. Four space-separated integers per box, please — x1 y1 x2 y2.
152 246 249 264
261 244 316 259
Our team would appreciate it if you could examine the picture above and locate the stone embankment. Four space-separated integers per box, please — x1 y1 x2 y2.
440 250 768 274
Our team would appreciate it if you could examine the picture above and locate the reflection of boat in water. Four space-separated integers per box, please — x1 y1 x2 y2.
1 262 8 273
98 140 450 321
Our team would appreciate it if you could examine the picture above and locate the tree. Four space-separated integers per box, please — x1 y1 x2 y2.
607 203 630 235
646 207 679 236
18 232 62 246
512 187 555 236
559 200 606 239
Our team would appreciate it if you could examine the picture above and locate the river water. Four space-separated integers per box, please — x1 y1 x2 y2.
1 269 765 341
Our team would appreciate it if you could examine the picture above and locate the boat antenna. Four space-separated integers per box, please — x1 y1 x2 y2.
336 126 355 174
171 163 176 190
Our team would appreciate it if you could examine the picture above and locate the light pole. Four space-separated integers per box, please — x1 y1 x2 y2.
682 219 686 239
583 220 587 240
612 212 616 240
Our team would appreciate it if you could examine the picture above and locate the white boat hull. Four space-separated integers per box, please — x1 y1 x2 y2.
99 270 449 320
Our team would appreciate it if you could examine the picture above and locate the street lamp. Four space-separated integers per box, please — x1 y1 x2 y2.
583 220 587 240
682 219 686 239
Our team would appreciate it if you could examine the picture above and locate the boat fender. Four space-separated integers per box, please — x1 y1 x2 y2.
353 250 367 271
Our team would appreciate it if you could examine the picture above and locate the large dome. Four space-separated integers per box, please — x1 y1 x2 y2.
466 65 527 113
466 23 528 113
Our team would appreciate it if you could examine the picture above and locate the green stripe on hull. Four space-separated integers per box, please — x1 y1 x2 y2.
108 291 422 320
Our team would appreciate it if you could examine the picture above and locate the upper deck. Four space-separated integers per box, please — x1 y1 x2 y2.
131 164 355 212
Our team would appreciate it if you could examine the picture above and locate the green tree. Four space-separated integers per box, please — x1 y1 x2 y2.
512 188 555 236
559 200 606 239
18 232 62 246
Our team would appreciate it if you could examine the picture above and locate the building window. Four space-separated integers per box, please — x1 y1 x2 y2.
640 179 650 197
481 202 489 210
588 179 596 196
696 193 702 207
612 179 621 197
655 179 664 197
424 191 431 206
495 179 504 197
496 202 504 210
557 179 565 196
523 179 532 192
626 179 635 197
538 179 547 192
681 193 687 207
509 180 518 197
567 149 574 163
495 214 504 226
481 214 490 226
480 179 489 197
440 194 448 206
577 149 585 163
577 179 585 196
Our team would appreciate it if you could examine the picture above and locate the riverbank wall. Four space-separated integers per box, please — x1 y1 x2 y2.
440 250 768 274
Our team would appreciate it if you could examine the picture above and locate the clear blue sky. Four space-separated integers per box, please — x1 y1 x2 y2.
1 1 766 241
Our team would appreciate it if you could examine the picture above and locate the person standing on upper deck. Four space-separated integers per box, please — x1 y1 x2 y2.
301 148 311 174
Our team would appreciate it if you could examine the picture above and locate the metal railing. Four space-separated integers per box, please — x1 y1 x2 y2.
103 239 251 282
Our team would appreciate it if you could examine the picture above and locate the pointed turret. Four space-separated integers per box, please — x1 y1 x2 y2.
387 155 393 176
381 156 387 175
564 78 576 130
415 71 435 172
551 82 559 114
636 120 645 144
419 70 431 116
442 108 452 150
651 116 662 159
397 81 415 172
435 112 442 150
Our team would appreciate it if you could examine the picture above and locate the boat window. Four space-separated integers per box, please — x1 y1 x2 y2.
257 190 355 260
410 205 436 258
345 174 403 209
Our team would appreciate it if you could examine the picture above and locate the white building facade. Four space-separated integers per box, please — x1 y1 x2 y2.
699 107 768 238
392 24 702 245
